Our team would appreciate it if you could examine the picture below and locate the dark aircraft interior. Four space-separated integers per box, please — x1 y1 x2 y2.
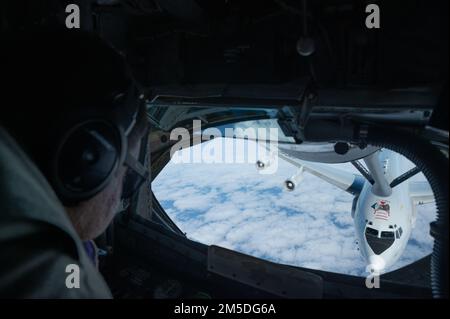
1 0 448 299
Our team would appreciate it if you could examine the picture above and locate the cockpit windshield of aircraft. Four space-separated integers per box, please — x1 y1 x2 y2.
152 119 436 279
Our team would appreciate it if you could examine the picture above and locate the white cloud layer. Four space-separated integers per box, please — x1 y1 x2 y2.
153 138 436 277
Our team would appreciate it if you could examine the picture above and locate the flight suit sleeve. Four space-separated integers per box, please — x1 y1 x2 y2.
0 221 112 299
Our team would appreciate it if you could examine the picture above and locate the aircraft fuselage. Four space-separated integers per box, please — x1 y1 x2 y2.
354 150 413 272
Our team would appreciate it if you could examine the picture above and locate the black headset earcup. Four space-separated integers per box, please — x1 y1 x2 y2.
53 120 125 204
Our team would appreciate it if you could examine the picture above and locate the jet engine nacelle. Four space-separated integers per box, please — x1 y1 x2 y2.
256 152 277 171
284 167 305 191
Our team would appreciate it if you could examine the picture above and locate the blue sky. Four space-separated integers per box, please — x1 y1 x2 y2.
152 138 435 277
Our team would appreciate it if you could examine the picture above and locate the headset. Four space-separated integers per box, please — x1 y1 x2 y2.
48 84 144 206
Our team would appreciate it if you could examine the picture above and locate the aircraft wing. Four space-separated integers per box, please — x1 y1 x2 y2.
409 181 435 205
278 152 365 196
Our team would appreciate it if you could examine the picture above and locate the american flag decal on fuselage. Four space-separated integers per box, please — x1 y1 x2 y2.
372 200 391 220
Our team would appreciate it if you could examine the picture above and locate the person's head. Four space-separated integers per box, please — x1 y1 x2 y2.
1 28 149 240
65 103 149 240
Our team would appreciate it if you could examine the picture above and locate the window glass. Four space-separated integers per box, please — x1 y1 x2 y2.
152 132 435 277
381 231 395 239
365 227 379 237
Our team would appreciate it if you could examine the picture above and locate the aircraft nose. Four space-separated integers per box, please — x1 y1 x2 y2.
368 255 386 272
